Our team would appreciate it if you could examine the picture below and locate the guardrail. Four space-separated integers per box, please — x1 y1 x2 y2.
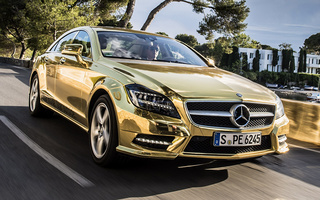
283 99 320 145
0 57 33 68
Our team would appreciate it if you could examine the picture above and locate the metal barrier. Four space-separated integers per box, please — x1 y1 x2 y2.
283 99 320 145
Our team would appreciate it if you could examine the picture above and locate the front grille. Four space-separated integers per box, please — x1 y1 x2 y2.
186 101 275 129
184 135 271 154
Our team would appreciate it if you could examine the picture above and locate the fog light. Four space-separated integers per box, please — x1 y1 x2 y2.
135 138 172 146
133 134 175 150
278 135 287 146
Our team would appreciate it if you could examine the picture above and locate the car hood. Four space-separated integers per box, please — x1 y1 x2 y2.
110 60 276 102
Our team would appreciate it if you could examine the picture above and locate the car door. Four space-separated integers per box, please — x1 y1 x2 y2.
42 52 58 101
55 31 92 126
41 32 78 107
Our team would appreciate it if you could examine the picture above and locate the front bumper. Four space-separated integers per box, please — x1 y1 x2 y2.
115 104 290 160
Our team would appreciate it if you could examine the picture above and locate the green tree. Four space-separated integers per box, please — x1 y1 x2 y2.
0 0 29 58
298 48 307 72
303 49 307 72
118 0 136 28
0 28 16 58
281 49 294 72
91 0 128 25
156 32 169 36
261 44 275 50
279 43 292 50
205 34 261 67
289 55 295 73
272 49 279 72
220 52 229 69
230 33 261 49
304 32 320 55
140 0 249 40
252 49 260 72
230 46 241 73
26 0 99 60
0 0 101 59
241 53 248 71
175 34 199 48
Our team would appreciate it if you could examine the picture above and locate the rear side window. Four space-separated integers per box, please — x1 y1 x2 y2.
51 32 77 52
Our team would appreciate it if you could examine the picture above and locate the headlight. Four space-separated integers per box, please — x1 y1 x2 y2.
126 84 180 119
275 95 285 119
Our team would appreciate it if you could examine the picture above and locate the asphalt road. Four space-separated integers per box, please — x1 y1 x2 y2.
0 63 320 200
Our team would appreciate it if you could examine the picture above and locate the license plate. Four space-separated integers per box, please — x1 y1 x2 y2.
214 132 261 146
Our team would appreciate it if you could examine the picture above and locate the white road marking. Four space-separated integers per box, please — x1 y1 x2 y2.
289 143 320 154
0 115 94 188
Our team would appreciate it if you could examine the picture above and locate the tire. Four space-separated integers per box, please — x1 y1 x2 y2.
29 74 53 117
89 95 120 167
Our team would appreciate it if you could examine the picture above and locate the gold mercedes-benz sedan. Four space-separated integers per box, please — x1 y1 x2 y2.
29 26 289 166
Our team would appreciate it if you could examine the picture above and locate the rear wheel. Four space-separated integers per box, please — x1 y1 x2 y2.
89 95 119 167
29 74 52 117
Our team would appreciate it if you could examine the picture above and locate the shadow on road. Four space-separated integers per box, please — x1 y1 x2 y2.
0 63 31 86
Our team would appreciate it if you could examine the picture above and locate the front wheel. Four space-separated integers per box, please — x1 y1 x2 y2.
89 95 119 167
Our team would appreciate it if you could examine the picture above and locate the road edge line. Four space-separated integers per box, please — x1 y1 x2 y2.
289 143 320 154
0 115 94 188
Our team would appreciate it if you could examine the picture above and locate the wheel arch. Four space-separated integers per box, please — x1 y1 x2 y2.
88 88 119 129
29 71 38 86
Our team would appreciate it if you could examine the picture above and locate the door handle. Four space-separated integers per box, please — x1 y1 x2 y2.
60 57 66 64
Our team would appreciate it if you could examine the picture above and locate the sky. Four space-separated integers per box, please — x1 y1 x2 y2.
130 0 320 52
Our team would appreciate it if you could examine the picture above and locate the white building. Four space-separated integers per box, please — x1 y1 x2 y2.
239 48 320 74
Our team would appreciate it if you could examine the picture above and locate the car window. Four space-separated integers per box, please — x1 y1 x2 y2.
97 31 207 67
73 31 92 58
53 31 78 52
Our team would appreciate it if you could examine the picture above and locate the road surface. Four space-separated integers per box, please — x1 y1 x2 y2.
0 63 319 200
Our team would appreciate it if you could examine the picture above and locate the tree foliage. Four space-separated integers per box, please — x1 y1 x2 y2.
0 0 29 59
175 34 199 48
279 43 292 50
241 52 249 71
231 33 261 49
0 0 100 59
218 46 240 72
252 49 260 72
156 32 169 36
281 49 294 72
197 0 249 40
272 49 278 71
141 0 249 40
304 32 320 55
298 48 307 72
118 0 136 28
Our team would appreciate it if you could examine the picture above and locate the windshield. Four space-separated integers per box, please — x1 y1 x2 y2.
97 31 207 66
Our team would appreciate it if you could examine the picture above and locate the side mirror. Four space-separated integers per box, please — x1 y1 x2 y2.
208 58 215 67
62 44 83 56
62 44 88 68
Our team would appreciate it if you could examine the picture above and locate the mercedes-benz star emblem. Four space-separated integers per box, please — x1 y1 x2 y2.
230 104 250 127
